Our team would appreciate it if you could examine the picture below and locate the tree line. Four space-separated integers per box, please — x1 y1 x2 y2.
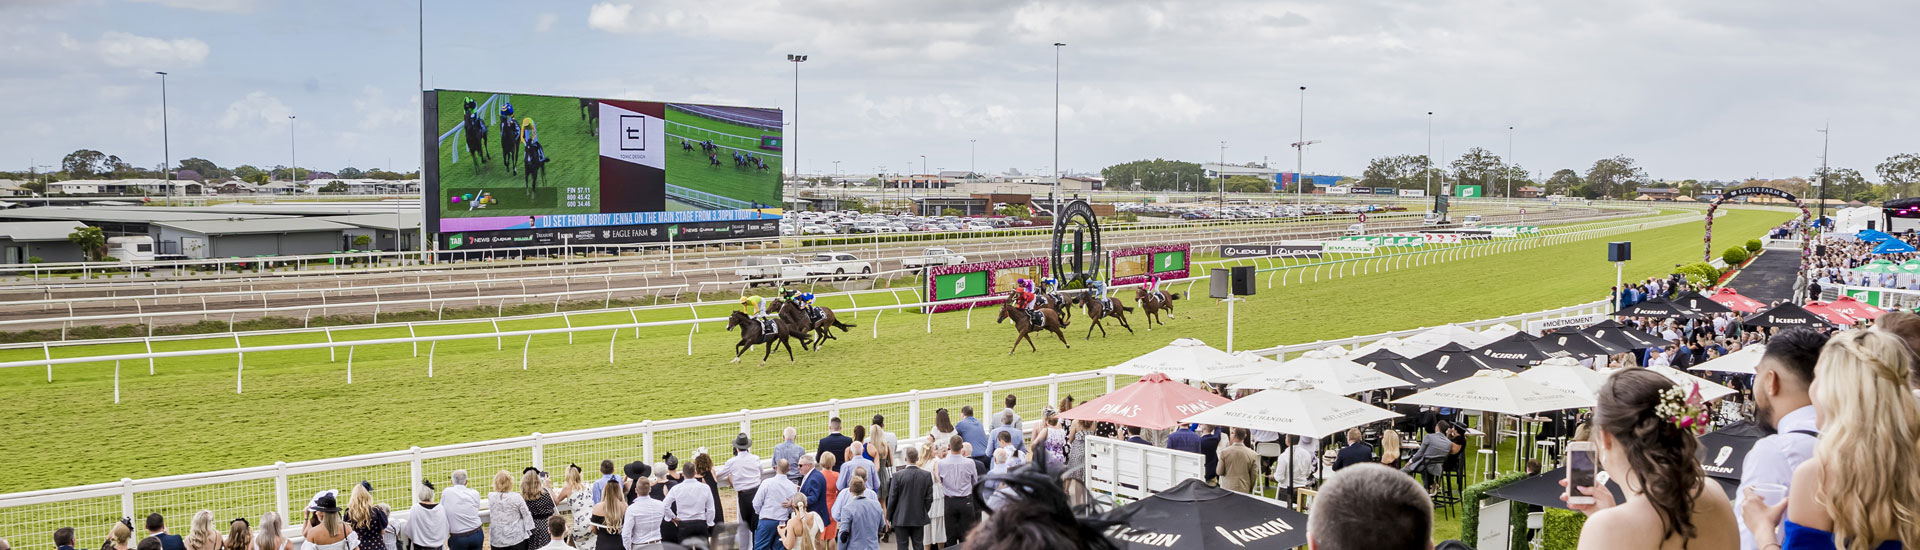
1 148 417 194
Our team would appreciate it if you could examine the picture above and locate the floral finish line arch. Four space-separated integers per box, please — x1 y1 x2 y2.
1703 186 1813 300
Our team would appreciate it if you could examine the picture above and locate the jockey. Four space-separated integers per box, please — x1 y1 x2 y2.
778 288 798 305
499 102 514 125
739 295 767 320
1144 277 1164 303
1013 278 1040 319
798 292 816 310
1090 280 1110 305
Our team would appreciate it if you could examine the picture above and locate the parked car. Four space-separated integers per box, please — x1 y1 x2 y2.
1344 223 1366 236
734 256 809 286
807 252 873 280
1462 214 1483 227
902 247 969 270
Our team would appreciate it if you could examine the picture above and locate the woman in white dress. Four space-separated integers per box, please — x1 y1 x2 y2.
554 465 594 550
921 442 947 545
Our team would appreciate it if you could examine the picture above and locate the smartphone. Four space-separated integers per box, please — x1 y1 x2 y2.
1566 441 1596 505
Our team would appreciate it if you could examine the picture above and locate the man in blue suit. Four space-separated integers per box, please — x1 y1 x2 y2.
143 514 185 550
815 417 853 464
797 454 831 528
955 406 989 458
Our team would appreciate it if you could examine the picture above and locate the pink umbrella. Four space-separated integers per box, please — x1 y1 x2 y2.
1056 373 1233 430
1709 288 1765 313
1827 296 1887 321
1801 301 1858 326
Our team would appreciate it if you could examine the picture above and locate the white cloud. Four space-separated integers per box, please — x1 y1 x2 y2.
535 13 556 32
217 91 291 130
127 0 257 13
350 85 413 132
586 3 633 33
61 31 210 69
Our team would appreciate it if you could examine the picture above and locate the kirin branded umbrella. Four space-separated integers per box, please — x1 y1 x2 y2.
1613 297 1703 320
1471 332 1563 370
1709 288 1765 313
1539 327 1630 357
1674 291 1735 315
1104 478 1310 550
1486 467 1739 510
1582 319 1668 350
1742 303 1836 330
1689 344 1764 375
1390 369 1595 416
1401 342 1505 384
1104 338 1263 383
1696 421 1768 481
1057 373 1233 430
1354 349 1451 389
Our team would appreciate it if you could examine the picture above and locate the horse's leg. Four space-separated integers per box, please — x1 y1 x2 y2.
1053 326 1070 348
1086 317 1097 340
731 342 746 363
782 333 795 362
1009 331 1023 356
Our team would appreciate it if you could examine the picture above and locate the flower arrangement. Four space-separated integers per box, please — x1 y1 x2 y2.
1655 382 1710 435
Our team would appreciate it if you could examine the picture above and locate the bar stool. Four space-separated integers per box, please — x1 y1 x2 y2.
1478 448 1497 480
1534 440 1558 471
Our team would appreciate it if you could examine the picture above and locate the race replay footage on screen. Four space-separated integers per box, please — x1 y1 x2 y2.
424 89 785 250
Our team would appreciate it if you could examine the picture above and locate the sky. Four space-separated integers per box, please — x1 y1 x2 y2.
3 0 1916 181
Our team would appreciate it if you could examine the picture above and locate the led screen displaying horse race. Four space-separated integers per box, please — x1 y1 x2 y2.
424 89 784 249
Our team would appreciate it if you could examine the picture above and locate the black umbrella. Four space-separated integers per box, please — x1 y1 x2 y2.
1486 467 1737 511
1539 327 1630 357
1472 332 1566 371
1104 478 1310 549
1581 319 1667 350
1675 291 1735 315
1614 296 1706 319
1697 420 1768 481
1743 303 1836 329
1402 342 1505 382
1354 349 1443 389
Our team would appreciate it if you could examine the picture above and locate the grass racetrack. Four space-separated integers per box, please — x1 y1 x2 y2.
0 209 1789 494
435 92 599 218
664 105 782 207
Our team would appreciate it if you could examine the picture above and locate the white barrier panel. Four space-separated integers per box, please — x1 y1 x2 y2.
1084 435 1205 504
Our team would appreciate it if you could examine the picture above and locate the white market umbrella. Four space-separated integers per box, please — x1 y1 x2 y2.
1689 345 1764 376
1104 338 1264 383
1480 323 1521 341
1318 345 1350 357
1391 369 1596 415
1351 336 1425 358
1518 357 1611 397
1183 380 1402 438
1641 365 1739 402
1410 324 1494 349
1228 350 1412 394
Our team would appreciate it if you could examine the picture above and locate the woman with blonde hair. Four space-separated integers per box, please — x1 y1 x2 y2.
301 493 350 550
587 478 623 550
343 483 388 550
778 492 823 550
553 465 593 550
253 513 288 550
921 443 948 546
870 425 894 497
100 519 133 550
1378 428 1402 469
487 471 534 550
519 470 556 549
185 510 222 550
1744 329 1920 549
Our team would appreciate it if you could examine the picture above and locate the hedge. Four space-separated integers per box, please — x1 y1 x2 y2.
1541 508 1588 550
1745 238 1763 253
1459 471 1529 550
1723 246 1750 266
1677 261 1721 287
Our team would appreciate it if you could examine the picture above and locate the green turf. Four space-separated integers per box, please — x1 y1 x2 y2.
435 91 600 218
664 104 783 207
0 209 1786 496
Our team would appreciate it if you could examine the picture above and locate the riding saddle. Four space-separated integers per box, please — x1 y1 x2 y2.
760 319 778 335
807 306 825 323
1027 309 1046 327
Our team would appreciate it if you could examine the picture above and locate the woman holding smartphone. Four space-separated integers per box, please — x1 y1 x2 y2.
1566 368 1738 549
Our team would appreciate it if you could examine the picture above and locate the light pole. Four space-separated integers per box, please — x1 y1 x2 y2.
969 139 976 186
1817 123 1830 224
787 54 807 185
1296 86 1305 204
1506 126 1515 206
1052 42 1065 220
156 71 171 204
288 115 298 191
1218 140 1227 205
1425 111 1434 203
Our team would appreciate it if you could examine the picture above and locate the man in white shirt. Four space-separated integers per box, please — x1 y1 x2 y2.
749 460 798 550
1272 435 1317 505
662 462 715 545
715 434 763 540
1736 329 1825 550
534 516 572 550
404 483 449 550
440 470 484 550
621 478 666 550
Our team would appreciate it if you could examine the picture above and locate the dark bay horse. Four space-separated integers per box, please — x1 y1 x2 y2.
498 115 520 175
777 299 855 350
1134 287 1181 330
1071 293 1134 339
997 300 1070 355
1038 291 1072 324
727 310 797 365
461 108 489 171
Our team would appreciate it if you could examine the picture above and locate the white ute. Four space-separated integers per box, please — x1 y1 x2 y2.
901 247 968 270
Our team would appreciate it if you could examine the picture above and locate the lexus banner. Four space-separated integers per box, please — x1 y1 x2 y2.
1219 243 1324 259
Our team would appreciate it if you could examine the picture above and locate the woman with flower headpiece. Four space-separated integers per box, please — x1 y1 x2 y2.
1564 368 1738 549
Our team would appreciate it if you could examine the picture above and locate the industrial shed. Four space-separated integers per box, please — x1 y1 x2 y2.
0 221 89 264
151 218 354 259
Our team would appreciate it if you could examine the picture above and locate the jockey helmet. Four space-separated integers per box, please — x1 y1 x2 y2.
1041 277 1057 287
462 97 476 111
799 292 815 302
500 103 513 117
738 296 755 305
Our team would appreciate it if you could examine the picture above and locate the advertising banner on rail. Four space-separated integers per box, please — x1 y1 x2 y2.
425 89 784 249
924 258 1051 313
1220 243 1325 259
1111 243 1191 287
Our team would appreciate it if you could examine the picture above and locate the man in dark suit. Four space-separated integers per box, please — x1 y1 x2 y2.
53 527 76 550
1332 427 1376 472
144 513 185 550
1198 425 1224 483
884 447 934 550
797 454 831 528
816 417 853 464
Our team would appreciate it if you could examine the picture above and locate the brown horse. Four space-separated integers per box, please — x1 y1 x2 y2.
1134 287 1181 330
1071 293 1134 339
997 299 1070 355
1038 291 1072 324
777 299 855 350
726 310 798 365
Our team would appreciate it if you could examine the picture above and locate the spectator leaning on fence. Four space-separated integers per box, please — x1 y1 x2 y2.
404 483 448 550
441 471 484 550
774 427 806 484
253 513 288 550
487 470 535 550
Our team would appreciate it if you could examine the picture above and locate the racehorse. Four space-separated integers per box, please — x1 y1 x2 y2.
777 299 855 350
726 310 797 365
1134 287 1181 330
996 300 1070 355
461 105 489 171
1070 293 1134 339
1038 291 1072 324
498 113 520 175
578 98 598 136
521 119 547 194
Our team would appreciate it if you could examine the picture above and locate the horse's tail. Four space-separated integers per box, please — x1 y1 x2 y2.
1120 303 1135 313
832 320 856 332
1168 292 1182 301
